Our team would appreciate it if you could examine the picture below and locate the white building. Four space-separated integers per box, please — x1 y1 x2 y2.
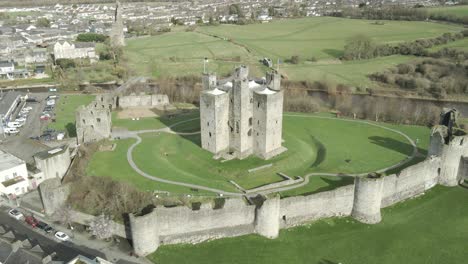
0 61 14 74
0 150 29 197
53 41 97 61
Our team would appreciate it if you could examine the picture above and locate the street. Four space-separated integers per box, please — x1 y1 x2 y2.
0 206 105 262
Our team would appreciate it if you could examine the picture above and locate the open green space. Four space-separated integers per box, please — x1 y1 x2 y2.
426 5 468 18
104 112 427 193
125 17 461 86
47 94 94 136
149 185 468 264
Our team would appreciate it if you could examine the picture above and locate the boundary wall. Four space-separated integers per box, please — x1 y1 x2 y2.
39 135 468 256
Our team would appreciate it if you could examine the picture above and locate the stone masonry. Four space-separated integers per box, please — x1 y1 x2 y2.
200 66 286 160
75 95 112 144
110 1 125 47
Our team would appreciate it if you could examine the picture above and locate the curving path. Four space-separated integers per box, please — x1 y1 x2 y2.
115 114 419 197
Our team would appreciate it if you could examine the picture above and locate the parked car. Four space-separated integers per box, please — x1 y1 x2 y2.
7 122 22 128
26 98 38 103
54 231 70 241
46 100 55 106
8 209 23 220
37 221 54 233
4 127 19 135
40 115 50 121
25 215 39 228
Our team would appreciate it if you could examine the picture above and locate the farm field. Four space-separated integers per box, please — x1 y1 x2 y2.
89 111 430 193
426 5 468 18
47 94 94 136
149 185 468 264
124 17 462 86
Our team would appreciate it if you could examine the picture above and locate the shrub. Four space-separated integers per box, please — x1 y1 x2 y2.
56 58 76 69
76 33 108 43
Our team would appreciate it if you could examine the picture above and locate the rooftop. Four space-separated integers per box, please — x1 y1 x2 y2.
34 145 68 160
0 91 21 116
0 150 25 172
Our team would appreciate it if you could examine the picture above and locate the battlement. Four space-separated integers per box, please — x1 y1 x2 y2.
75 98 112 144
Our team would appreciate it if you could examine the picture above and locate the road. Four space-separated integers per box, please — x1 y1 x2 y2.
0 206 105 262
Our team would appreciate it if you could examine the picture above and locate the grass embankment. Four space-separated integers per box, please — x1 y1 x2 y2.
149 185 468 264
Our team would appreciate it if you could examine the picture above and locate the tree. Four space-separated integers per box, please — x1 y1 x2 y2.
89 214 114 240
56 58 76 69
343 34 375 60
76 33 108 43
35 17 50 28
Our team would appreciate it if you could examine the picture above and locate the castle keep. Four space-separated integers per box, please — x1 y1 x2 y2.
200 66 286 160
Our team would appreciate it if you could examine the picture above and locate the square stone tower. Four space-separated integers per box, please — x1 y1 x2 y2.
199 66 286 160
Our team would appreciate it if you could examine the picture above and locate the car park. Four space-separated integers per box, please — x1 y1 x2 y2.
26 98 38 103
46 100 55 106
54 231 70 241
25 215 39 228
8 209 23 220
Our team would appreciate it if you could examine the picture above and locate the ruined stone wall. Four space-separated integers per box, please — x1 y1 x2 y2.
352 176 384 224
278 185 355 228
118 94 169 109
439 135 468 186
200 91 229 153
38 178 70 216
34 148 71 181
76 100 112 144
381 157 440 207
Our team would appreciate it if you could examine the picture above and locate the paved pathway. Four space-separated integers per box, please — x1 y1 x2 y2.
114 114 419 196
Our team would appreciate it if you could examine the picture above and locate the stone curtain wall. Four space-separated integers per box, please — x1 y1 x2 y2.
118 94 169 109
38 134 468 256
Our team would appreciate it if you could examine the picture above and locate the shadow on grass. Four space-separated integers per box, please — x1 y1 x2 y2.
310 136 326 168
323 48 343 58
283 176 354 198
368 136 427 156
158 109 202 146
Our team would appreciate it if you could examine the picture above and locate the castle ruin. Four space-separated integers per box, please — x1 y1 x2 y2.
75 94 113 144
110 1 125 47
200 66 286 160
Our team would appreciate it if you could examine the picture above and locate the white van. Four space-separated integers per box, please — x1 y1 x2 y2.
7 122 22 128
46 99 55 106
4 127 19 135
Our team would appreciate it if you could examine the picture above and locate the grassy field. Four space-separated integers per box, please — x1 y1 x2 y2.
112 110 200 131
149 185 468 264
125 17 462 86
90 112 431 193
47 94 95 136
426 5 468 18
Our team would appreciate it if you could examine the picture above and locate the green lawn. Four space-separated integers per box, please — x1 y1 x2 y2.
125 17 461 86
149 185 468 264
128 113 428 192
48 94 95 136
426 5 468 18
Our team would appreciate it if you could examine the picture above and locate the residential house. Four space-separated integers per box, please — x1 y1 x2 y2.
53 40 97 61
0 151 29 197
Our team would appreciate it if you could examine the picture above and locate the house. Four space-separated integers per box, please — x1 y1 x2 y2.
0 151 29 197
53 41 97 61
25 48 48 65
0 61 14 74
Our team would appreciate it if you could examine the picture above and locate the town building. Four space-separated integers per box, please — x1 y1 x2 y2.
0 150 29 197
53 41 97 61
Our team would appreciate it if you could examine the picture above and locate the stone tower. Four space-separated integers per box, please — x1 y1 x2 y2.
110 1 125 47
200 66 286 160
76 95 112 144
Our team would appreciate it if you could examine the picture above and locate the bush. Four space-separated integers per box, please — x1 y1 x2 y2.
76 33 108 43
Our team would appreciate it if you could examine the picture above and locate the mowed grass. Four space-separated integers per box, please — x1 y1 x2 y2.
130 113 427 191
112 110 200 131
47 94 94 136
125 17 462 86
149 185 468 264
